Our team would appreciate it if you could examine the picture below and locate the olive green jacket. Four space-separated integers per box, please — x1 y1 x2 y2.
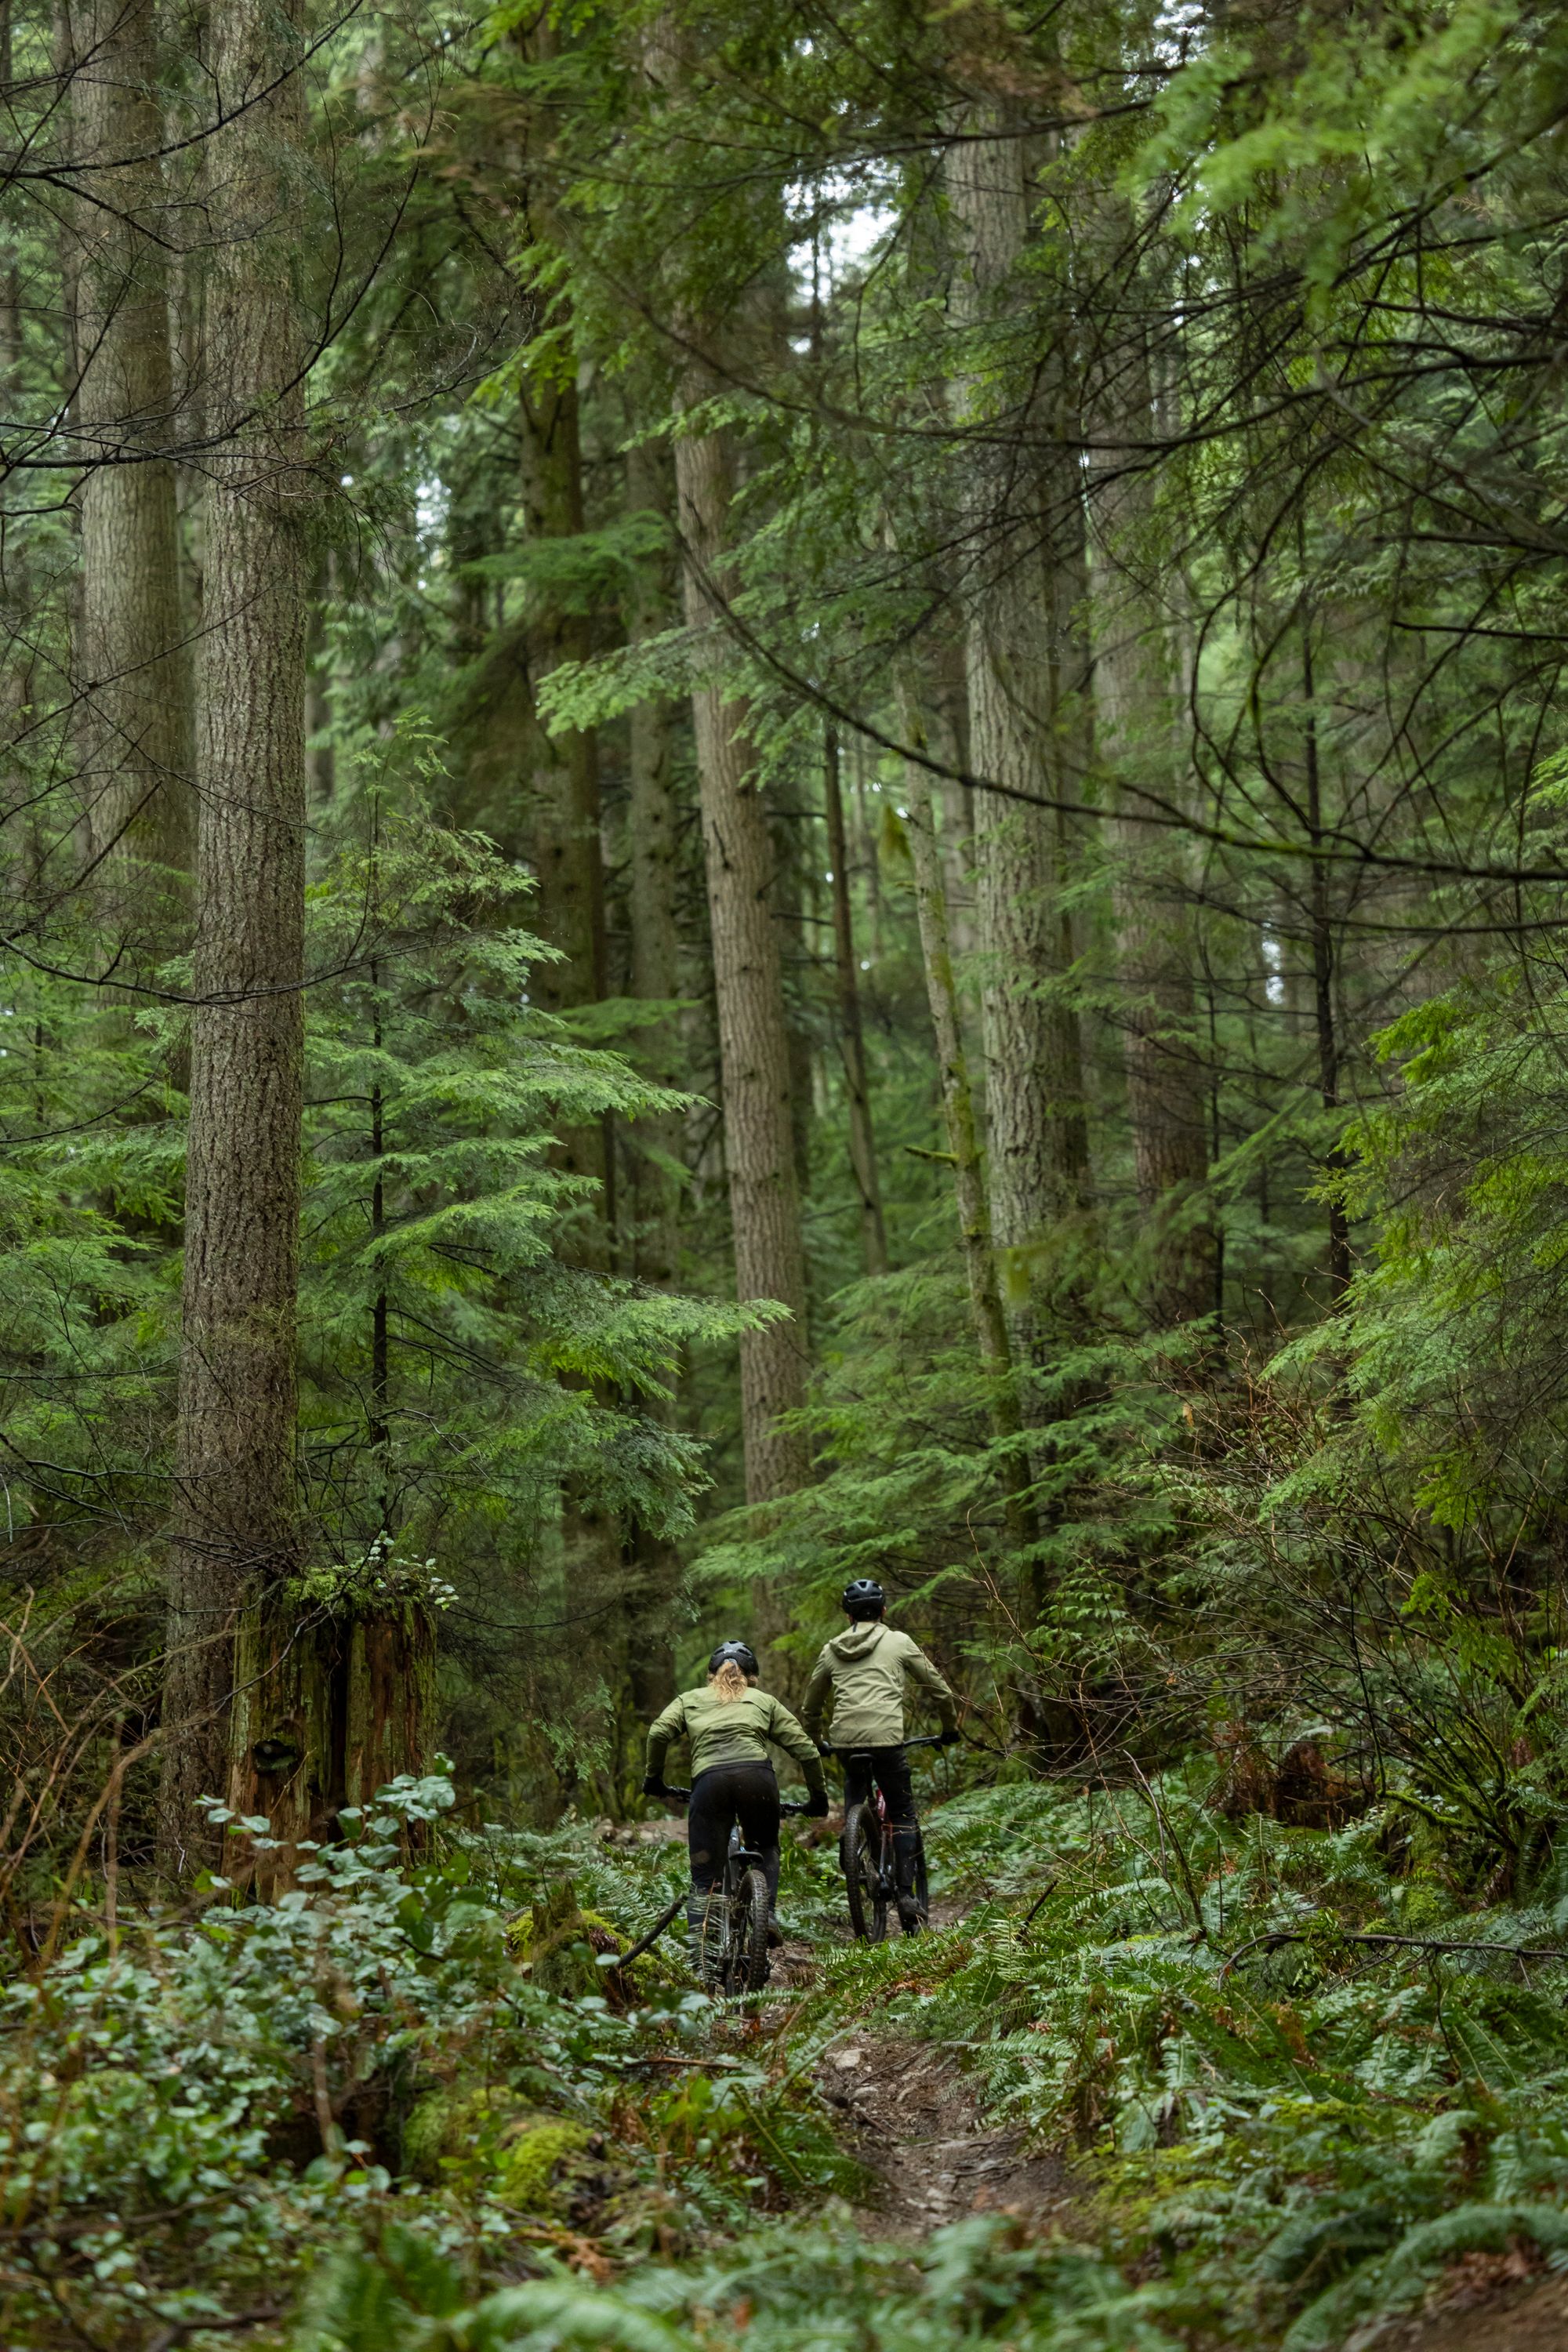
800 1621 958 1748
645 1685 826 1793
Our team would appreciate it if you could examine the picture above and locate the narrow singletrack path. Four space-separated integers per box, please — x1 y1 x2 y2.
818 2032 1079 2238
772 1894 1568 2349
1391 2267 1568 2351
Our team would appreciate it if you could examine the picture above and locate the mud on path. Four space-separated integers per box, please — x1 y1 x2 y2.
817 2031 1079 2238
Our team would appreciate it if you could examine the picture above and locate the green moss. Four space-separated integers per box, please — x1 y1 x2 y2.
401 2089 592 2211
509 1877 680 1998
505 1904 622 1961
492 2119 592 2213
401 2085 520 2180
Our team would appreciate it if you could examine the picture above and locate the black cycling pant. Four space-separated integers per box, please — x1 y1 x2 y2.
842 1745 920 1897
688 1759 781 1910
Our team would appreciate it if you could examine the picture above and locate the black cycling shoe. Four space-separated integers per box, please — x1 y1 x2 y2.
896 1894 922 1935
766 1914 785 1949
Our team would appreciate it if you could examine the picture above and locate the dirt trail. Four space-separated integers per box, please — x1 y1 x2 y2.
1390 2264 1568 2351
814 2030 1568 2349
775 1912 1562 2347
817 2031 1079 2237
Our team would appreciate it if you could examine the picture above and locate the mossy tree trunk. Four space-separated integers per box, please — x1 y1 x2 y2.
1086 201 1218 1332
226 1597 437 1893
622 432 683 1730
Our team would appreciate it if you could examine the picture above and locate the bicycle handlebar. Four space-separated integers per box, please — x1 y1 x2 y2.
651 1787 817 1815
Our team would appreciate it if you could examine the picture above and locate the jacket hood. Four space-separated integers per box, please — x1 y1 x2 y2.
827 1621 888 1661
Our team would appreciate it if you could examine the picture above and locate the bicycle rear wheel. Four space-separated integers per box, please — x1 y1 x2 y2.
723 1864 771 1993
843 1802 889 1943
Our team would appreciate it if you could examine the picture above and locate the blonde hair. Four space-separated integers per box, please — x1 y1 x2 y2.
709 1659 749 1704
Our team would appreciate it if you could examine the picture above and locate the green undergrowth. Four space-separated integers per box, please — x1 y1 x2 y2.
789 1776 1568 2347
9 1766 1568 2349
0 1775 857 2350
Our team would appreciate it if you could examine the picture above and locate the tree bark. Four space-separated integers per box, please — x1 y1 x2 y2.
622 431 682 1721
823 723 887 1276
673 384 809 1504
895 689 1016 1415
626 435 683 1296
1301 619 1352 1305
71 0 193 886
1085 249 1218 1330
521 368 605 1007
158 0 310 1871
944 98 1092 1380
518 358 610 1218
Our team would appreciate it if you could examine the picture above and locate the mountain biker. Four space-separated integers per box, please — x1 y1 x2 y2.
643 1642 829 1969
801 1579 959 1933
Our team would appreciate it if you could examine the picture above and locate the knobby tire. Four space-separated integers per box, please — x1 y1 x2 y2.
844 1802 888 1943
726 1864 771 1992
909 1831 929 1933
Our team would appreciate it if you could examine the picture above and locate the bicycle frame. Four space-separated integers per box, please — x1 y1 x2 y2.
659 1785 811 1992
819 1735 942 1940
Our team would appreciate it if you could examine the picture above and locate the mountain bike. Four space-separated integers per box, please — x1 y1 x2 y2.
819 1735 944 1943
663 1788 811 1993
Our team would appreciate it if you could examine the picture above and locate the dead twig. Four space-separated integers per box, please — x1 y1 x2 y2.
1221 1929 1568 1978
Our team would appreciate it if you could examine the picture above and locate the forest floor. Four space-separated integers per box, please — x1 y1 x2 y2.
811 2009 1568 2351
776 1899 1080 2234
20 1773 1568 2350
818 2027 1080 2237
765 1890 1568 2352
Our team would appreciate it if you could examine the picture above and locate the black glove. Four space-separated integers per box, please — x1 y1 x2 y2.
938 1726 961 1748
641 1773 666 1798
804 1788 830 1818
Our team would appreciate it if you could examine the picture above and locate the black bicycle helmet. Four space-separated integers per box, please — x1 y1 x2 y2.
841 1578 886 1619
708 1639 759 1677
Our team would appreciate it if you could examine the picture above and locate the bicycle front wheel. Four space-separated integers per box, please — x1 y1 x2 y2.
723 1864 771 1993
843 1803 888 1943
907 1831 929 1934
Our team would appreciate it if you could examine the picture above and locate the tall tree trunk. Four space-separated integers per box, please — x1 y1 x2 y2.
520 361 608 1207
626 434 683 1296
71 0 192 886
823 723 887 1276
893 673 1046 1670
945 97 1092 1384
895 689 1017 1428
158 0 310 1871
674 380 809 1504
1085 248 1218 1330
514 350 629 1728
1301 618 1352 1305
622 431 682 1722
775 771 816 1207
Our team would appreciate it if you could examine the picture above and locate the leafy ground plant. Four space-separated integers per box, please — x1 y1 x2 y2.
12 1770 1568 2350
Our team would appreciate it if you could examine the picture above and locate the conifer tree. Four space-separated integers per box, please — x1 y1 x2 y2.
159 0 311 1864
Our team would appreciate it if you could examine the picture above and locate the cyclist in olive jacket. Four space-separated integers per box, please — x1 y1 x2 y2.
644 1642 828 1962
801 1580 959 1932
